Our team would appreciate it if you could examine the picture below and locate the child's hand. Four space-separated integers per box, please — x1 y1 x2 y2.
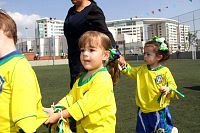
43 107 54 116
118 55 126 67
44 112 61 124
160 86 170 94
43 107 60 124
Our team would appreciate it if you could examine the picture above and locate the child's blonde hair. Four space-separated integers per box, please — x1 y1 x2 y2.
79 31 120 85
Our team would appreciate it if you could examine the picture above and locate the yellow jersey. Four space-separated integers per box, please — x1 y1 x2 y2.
122 63 177 113
0 50 48 132
59 67 116 133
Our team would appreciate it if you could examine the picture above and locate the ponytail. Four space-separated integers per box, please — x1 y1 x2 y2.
107 60 120 86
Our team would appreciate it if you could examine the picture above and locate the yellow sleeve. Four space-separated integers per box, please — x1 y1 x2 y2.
165 68 177 98
11 59 47 132
67 74 114 121
121 63 138 80
159 68 178 107
59 80 78 108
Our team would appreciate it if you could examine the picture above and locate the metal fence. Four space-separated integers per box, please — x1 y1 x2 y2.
170 9 200 37
169 9 200 59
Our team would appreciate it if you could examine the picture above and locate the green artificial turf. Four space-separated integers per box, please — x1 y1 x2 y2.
34 60 200 133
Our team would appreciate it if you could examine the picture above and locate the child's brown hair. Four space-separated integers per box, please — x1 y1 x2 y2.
145 36 170 62
79 31 120 85
0 9 17 44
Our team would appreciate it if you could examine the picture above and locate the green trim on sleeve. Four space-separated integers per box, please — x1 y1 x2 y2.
77 102 85 117
122 63 132 72
66 97 70 107
14 115 37 125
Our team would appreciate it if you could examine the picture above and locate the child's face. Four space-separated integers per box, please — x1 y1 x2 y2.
80 43 109 72
144 45 161 66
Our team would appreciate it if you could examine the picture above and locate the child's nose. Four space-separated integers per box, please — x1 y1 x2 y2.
83 51 89 56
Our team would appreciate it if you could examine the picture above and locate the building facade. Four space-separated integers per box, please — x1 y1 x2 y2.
18 17 190 59
107 18 190 53
35 18 64 38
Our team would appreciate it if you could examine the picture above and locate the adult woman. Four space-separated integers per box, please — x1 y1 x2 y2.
64 0 117 88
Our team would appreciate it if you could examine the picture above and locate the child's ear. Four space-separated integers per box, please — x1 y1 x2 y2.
157 54 163 61
103 50 110 60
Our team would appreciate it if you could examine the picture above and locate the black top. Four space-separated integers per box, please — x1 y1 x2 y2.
64 2 117 85
64 2 116 56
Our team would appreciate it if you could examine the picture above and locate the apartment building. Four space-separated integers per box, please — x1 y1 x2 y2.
107 18 190 53
35 18 64 38
19 17 189 57
148 21 189 53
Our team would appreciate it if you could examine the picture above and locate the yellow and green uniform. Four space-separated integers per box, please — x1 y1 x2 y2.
122 63 177 113
0 50 48 133
59 67 116 133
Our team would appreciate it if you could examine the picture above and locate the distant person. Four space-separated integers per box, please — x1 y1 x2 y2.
0 10 48 132
176 50 180 59
44 31 120 133
118 36 179 133
34 52 40 60
64 0 117 89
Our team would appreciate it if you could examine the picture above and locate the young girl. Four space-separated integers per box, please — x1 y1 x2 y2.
118 36 178 133
44 31 120 133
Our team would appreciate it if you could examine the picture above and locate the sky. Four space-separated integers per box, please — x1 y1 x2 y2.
0 0 199 38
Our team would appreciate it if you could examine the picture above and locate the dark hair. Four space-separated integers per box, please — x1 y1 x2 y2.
90 0 97 4
0 9 17 44
79 31 120 85
145 40 170 62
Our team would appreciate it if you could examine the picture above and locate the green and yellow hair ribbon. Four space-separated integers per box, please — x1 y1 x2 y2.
152 36 168 51
109 48 121 62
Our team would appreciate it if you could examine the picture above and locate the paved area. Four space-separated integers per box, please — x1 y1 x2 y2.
29 59 68 66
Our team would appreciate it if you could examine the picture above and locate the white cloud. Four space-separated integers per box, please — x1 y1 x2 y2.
8 12 41 38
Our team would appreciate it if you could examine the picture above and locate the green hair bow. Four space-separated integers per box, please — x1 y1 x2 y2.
152 36 168 51
109 48 120 62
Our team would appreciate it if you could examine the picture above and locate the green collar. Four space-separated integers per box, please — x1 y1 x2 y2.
147 65 164 71
0 53 24 66
78 67 107 86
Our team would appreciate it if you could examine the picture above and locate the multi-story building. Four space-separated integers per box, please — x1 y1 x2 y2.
31 18 67 57
148 20 189 53
20 17 189 57
35 18 64 38
107 18 190 53
178 24 190 51
107 19 145 55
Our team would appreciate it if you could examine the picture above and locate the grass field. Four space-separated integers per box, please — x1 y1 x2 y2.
35 60 200 133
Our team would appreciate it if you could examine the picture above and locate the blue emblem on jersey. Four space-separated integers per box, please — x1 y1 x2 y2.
155 75 163 84
0 76 5 93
